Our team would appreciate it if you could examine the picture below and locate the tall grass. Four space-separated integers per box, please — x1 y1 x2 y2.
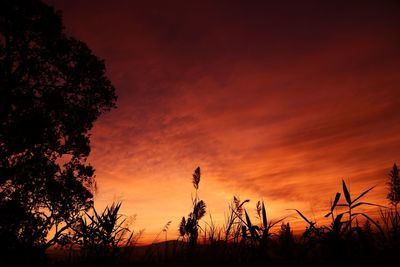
32 164 400 265
290 179 387 260
168 166 399 264
58 202 140 263
179 167 207 250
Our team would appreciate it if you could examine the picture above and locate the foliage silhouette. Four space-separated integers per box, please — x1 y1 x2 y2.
336 179 384 233
0 164 397 267
0 0 116 256
238 200 285 251
224 196 249 243
277 222 295 257
291 178 386 259
59 202 138 261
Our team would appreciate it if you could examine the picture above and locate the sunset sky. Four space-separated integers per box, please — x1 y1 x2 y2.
48 0 400 243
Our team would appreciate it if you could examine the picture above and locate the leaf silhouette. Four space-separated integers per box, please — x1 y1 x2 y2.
262 201 268 229
342 179 352 205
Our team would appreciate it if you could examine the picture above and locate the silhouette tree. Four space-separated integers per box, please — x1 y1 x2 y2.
387 163 400 211
0 0 116 254
384 163 400 241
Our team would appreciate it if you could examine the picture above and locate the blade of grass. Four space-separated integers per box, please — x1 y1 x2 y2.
289 209 315 229
332 192 341 211
244 209 252 229
262 201 267 229
342 179 352 205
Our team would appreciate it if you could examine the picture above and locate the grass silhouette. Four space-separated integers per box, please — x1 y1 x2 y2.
3 165 400 267
178 167 206 250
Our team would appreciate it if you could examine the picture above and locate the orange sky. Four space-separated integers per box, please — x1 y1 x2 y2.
48 0 400 243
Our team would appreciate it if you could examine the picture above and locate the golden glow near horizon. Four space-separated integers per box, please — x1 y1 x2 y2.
51 1 400 244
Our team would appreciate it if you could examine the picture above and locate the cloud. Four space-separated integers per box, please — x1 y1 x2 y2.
51 0 400 242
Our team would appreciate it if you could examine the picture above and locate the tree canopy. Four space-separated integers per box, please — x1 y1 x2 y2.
0 0 117 252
